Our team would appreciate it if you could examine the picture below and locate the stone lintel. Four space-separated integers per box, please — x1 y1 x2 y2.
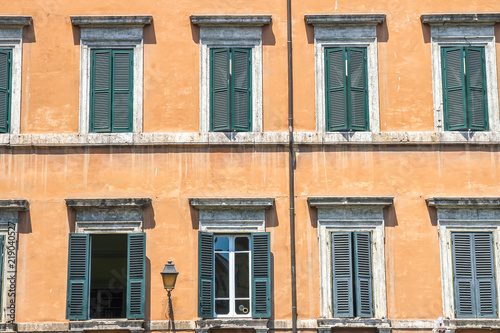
305 14 386 26
190 198 274 210
0 16 32 27
317 318 391 328
190 15 272 27
0 199 29 211
308 197 394 208
421 13 500 25
196 319 269 331
427 197 500 208
70 15 153 27
66 198 151 208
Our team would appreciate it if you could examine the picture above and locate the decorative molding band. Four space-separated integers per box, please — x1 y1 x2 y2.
66 198 151 208
318 318 391 328
69 319 144 332
427 197 500 208
305 14 386 26
190 198 274 210
195 319 269 331
0 16 32 27
309 196 394 208
70 15 152 27
190 15 272 26
421 13 500 25
0 200 29 211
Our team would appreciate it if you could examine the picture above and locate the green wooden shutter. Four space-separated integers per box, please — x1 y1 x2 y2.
326 48 348 131
66 233 89 320
442 47 467 131
473 233 497 318
231 48 252 131
251 232 271 318
198 231 214 318
210 49 231 132
127 233 146 319
347 48 368 131
331 232 354 317
353 232 373 317
465 47 488 131
112 50 133 132
90 50 112 132
453 233 475 317
0 50 11 133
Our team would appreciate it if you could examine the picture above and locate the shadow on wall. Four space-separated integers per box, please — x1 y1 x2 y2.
143 203 157 230
421 19 431 44
265 203 279 228
428 204 437 227
384 204 398 227
22 23 36 43
18 210 32 234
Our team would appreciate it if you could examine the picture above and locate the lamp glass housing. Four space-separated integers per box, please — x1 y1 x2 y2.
161 261 179 290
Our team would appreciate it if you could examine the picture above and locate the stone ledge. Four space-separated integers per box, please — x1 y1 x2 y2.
190 198 274 210
66 198 151 208
0 16 32 27
443 319 500 329
305 14 386 26
196 319 269 331
17 322 69 332
70 15 152 27
190 15 272 27
309 197 394 208
317 318 391 328
427 197 500 208
69 319 144 332
421 13 500 25
0 200 29 211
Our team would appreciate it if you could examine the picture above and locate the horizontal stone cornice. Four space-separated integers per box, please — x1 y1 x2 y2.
309 196 394 208
0 16 32 27
190 15 272 26
427 197 500 208
421 13 500 25
190 198 274 210
66 198 151 208
70 15 152 27
0 199 29 211
305 14 386 26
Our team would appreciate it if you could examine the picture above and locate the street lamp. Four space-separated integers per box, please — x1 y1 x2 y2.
161 261 179 295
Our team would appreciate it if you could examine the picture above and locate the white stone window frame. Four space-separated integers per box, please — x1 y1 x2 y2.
305 15 385 137
190 197 273 331
427 197 500 322
308 197 392 323
190 15 272 136
0 16 31 137
70 16 152 136
422 14 500 136
0 200 28 328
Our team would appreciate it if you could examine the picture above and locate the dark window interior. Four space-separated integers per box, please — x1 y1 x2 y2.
89 234 127 319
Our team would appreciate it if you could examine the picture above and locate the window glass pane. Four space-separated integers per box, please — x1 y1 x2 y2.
235 299 250 315
215 300 229 315
235 237 249 251
234 253 249 298
215 253 229 298
215 236 229 251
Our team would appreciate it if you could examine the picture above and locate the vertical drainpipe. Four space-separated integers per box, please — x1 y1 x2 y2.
286 0 298 331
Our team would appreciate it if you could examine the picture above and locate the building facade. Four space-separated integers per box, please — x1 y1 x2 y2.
0 1 499 333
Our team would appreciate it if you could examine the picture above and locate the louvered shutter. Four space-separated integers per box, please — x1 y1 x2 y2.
112 50 133 132
348 48 368 131
326 48 348 131
210 49 231 131
473 233 496 318
198 231 214 318
442 47 467 131
453 233 475 317
90 50 112 132
251 232 271 318
66 234 89 320
465 47 488 131
0 50 11 133
127 233 146 319
331 232 354 317
353 232 373 317
232 48 252 131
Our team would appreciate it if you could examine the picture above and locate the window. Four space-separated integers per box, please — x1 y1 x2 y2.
325 47 368 132
331 232 373 318
198 232 270 318
452 232 496 318
90 49 133 133
0 49 12 133
442 47 487 131
210 48 252 132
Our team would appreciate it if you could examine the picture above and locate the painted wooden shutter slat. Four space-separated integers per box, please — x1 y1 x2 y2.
0 50 11 133
332 232 354 317
251 232 271 318
198 231 214 318
211 49 231 131
326 48 348 131
232 49 252 131
473 233 496 318
354 232 373 317
466 47 488 131
66 233 89 320
453 233 475 317
348 48 368 131
442 47 467 131
127 233 146 319
91 50 112 132
112 50 133 132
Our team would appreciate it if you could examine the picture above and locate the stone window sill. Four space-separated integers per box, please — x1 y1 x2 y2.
317 318 391 330
196 319 269 332
69 319 144 332
443 319 500 329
